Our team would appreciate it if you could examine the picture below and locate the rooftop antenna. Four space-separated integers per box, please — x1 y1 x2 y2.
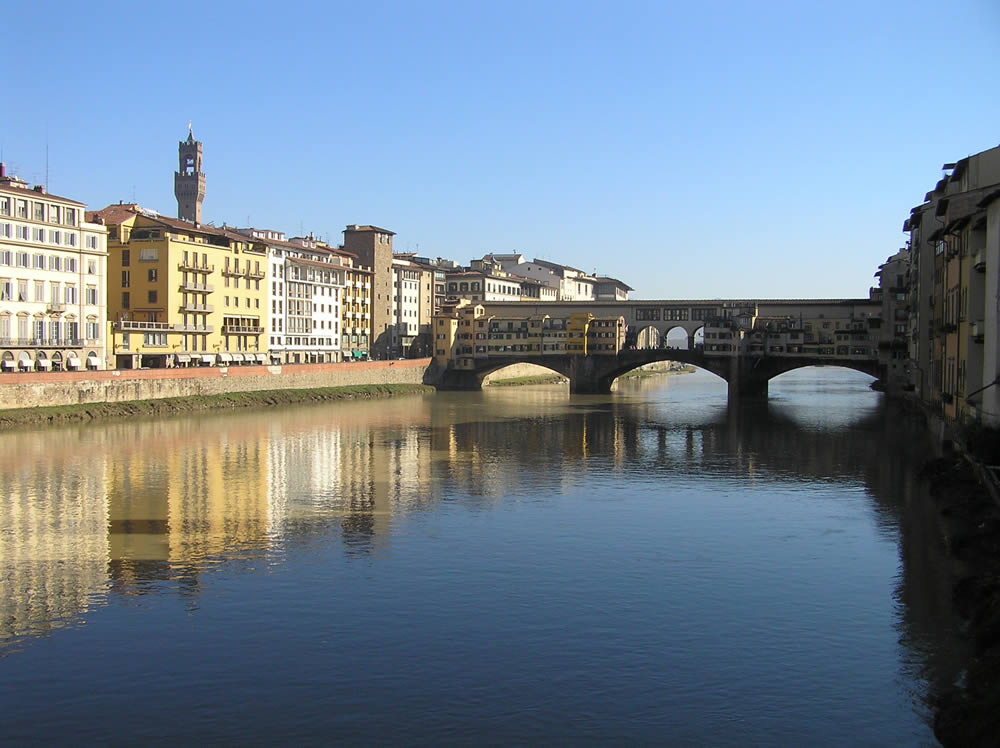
45 127 49 189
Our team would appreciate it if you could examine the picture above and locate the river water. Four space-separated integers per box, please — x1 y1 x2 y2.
0 368 966 745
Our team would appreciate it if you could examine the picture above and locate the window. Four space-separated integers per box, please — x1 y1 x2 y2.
148 268 158 282
87 260 97 274
49 255 61 271
32 202 45 221
0 223 9 238
49 230 61 245
34 281 44 302
32 228 45 242
18 280 28 302
143 332 167 346
0 251 9 266
147 290 157 303
65 233 77 247
0 280 10 300
86 235 99 250
49 206 60 224
121 249 130 266
65 208 76 226
0 197 8 216
33 254 45 269
122 292 130 309
138 248 159 262
15 226 27 240
15 252 28 268
86 321 99 340
64 285 77 304
66 258 77 272
121 270 130 287
86 286 98 305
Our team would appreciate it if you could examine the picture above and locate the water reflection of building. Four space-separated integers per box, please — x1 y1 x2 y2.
105 417 270 591
265 400 434 550
0 431 110 647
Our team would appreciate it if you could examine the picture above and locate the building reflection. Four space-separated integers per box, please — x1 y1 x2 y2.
0 428 110 648
0 372 968 718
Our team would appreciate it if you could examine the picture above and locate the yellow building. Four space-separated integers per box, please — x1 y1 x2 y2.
93 207 269 368
587 316 626 354
566 312 592 354
340 255 373 360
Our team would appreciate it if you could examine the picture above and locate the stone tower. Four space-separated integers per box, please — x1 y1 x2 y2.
174 124 206 224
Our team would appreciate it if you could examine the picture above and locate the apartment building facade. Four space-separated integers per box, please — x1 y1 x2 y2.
343 225 393 359
96 208 269 368
1 167 109 371
903 145 1000 424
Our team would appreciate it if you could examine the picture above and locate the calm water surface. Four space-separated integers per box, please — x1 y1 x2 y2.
0 368 966 745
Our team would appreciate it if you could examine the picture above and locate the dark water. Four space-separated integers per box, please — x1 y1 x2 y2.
0 368 965 745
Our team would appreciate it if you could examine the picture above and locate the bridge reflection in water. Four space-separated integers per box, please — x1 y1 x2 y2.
0 371 964 745
432 297 886 397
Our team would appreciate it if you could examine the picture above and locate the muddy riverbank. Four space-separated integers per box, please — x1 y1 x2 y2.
0 384 435 431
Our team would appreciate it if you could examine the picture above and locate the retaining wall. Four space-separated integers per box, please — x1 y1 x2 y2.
0 359 432 410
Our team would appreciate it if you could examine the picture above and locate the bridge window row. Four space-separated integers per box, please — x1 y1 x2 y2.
635 306 717 322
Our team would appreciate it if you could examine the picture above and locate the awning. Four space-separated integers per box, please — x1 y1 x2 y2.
67 357 80 368
2 360 14 368
19 358 31 369
176 354 191 364
218 353 233 363
87 352 99 368
270 352 282 361
231 353 245 363
255 353 267 363
36 359 52 369
201 354 216 364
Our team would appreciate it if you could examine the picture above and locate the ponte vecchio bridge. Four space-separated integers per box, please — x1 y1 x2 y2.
432 298 886 399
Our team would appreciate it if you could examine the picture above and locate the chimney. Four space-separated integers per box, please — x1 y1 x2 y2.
33 185 45 194
0 163 5 178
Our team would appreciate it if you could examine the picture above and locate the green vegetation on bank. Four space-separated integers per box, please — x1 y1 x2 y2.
487 375 567 386
486 365 696 387
0 384 435 431
619 364 696 379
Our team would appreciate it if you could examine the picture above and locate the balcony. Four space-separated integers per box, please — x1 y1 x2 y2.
46 302 66 314
222 324 264 335
180 280 214 293
178 260 214 273
114 320 213 333
181 302 214 313
223 267 265 280
0 337 83 347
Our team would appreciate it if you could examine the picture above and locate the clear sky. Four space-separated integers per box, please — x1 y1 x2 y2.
4 0 999 299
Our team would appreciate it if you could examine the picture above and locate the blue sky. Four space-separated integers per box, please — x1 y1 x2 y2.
4 0 998 298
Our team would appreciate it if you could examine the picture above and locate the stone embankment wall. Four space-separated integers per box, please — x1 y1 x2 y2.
0 359 431 410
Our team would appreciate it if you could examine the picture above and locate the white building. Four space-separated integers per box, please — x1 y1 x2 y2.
1 166 109 371
479 253 598 301
390 258 423 357
239 228 346 363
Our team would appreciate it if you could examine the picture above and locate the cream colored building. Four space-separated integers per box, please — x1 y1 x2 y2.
0 166 109 371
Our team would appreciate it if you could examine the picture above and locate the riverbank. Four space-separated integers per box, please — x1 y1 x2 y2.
922 422 1000 747
485 362 696 387
0 383 435 431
